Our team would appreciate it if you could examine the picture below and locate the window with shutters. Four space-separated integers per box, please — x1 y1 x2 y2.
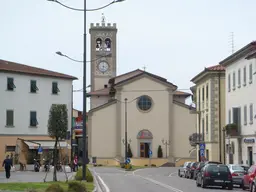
250 104 253 124
6 110 14 127
244 105 247 125
243 66 247 86
52 82 60 94
30 111 38 127
232 72 236 90
228 74 231 92
238 69 241 88
249 64 253 84
7 77 16 91
30 80 39 93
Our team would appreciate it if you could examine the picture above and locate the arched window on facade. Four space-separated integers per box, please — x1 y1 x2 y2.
104 38 111 51
96 38 102 51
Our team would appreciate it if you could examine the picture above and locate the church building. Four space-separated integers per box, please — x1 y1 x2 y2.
87 18 197 166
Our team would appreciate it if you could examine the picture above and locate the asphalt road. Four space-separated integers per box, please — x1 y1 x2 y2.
0 171 74 183
93 167 246 192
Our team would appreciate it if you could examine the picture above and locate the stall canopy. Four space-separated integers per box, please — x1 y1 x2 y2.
24 140 71 149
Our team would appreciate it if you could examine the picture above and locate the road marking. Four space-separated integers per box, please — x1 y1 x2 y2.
97 175 110 192
133 170 183 192
168 172 178 177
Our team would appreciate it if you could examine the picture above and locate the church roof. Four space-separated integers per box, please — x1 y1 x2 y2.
88 69 191 97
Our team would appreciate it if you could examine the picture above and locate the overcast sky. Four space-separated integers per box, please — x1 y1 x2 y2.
1 0 256 110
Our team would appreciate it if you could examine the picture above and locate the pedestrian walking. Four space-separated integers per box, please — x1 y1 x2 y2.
2 155 13 179
73 155 78 172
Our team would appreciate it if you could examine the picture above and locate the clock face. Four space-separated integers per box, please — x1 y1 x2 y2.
98 61 109 73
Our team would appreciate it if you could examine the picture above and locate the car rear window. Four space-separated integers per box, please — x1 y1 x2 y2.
207 165 229 172
232 166 244 171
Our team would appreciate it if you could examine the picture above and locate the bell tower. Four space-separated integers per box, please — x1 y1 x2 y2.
89 14 117 92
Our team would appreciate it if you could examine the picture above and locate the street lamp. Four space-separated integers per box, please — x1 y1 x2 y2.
49 0 125 180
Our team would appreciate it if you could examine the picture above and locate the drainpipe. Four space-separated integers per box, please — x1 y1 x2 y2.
218 73 222 163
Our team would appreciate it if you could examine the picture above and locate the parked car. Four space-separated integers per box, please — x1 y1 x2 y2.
193 162 206 180
204 161 222 165
185 162 194 178
227 164 246 188
196 164 233 190
187 162 198 179
239 165 250 172
250 175 256 192
242 164 256 190
178 161 191 177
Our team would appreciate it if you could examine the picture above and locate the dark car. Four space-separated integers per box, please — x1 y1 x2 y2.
187 162 198 179
193 162 205 180
204 161 222 165
196 164 233 190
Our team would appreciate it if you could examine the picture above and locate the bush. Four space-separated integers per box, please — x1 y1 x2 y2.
127 144 133 158
68 182 87 192
75 166 94 182
93 164 98 167
98 164 103 166
151 164 156 167
45 184 64 192
144 164 148 166
157 145 163 158
125 163 132 170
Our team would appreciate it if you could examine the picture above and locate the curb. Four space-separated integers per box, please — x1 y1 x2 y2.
90 168 104 192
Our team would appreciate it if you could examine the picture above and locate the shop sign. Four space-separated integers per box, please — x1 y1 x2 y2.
244 138 255 143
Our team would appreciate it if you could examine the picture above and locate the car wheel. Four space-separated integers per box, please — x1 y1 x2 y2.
201 179 206 188
252 183 256 192
196 179 200 187
228 184 233 190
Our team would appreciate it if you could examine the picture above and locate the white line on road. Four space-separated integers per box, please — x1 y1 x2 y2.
168 172 178 177
133 170 183 192
97 175 110 192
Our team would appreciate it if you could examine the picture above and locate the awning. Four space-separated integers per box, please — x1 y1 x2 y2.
24 141 71 150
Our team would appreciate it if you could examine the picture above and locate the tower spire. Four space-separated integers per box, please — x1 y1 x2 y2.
101 13 106 25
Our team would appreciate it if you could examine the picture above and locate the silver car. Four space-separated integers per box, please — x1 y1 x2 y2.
227 164 245 187
178 161 191 177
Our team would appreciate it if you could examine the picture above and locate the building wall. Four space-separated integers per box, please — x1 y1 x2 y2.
172 103 197 158
119 77 170 158
90 103 117 158
225 57 256 164
0 72 73 135
90 95 110 109
195 73 225 162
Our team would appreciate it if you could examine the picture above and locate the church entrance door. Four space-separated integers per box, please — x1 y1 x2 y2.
140 143 150 158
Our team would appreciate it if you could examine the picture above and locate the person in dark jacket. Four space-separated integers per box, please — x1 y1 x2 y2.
2 155 13 179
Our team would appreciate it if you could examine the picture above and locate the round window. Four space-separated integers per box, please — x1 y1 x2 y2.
137 95 152 111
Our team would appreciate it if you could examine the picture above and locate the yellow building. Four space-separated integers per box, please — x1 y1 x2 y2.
190 65 226 163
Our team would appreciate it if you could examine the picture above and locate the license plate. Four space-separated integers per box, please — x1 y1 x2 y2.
215 180 223 182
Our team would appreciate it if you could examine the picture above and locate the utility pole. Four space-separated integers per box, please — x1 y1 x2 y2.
82 0 87 181
124 98 128 162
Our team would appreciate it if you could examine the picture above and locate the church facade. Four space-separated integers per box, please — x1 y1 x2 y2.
87 20 197 166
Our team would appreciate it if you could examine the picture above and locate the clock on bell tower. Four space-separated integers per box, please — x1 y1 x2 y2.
89 15 117 92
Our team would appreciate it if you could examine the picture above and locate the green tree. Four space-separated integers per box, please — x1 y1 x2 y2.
127 144 133 158
157 145 163 158
48 104 68 181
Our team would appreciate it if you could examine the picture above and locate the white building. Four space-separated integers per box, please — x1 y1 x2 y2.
0 59 77 165
220 41 256 166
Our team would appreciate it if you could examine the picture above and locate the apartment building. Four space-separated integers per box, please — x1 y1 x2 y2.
220 41 256 165
0 59 77 166
191 65 226 162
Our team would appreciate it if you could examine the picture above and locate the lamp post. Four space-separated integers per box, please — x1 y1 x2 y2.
49 0 125 180
124 98 128 161
161 139 170 158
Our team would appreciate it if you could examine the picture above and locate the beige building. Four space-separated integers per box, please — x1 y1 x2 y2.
190 65 226 163
87 19 197 166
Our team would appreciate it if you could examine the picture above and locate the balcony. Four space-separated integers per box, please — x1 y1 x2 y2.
225 123 239 137
189 133 203 147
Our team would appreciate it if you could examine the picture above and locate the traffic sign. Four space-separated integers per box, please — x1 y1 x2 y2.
148 149 152 156
199 143 205 150
125 158 131 164
200 149 204 157
38 146 43 154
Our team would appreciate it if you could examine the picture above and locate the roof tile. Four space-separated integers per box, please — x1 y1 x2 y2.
0 59 77 80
